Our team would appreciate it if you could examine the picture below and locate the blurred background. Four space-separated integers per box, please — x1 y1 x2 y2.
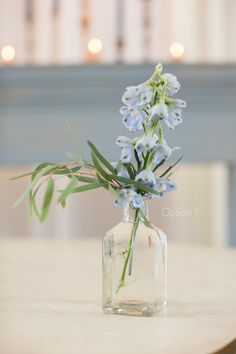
0 0 235 246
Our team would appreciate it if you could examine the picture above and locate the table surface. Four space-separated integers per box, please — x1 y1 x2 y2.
0 239 236 354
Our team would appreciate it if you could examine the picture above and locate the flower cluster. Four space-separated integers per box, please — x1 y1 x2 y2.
112 63 186 208
14 63 186 223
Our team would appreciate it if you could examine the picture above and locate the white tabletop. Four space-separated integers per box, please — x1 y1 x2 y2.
0 239 236 354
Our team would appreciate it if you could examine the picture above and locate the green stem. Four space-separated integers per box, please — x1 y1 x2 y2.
116 209 139 293
143 151 150 169
158 121 164 144
134 149 141 171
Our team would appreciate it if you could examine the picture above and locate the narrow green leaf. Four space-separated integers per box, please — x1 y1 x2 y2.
29 180 45 218
75 175 97 183
87 140 116 174
91 152 112 181
153 158 165 172
159 156 183 178
134 149 141 170
11 171 34 180
13 165 53 209
31 162 56 180
30 193 40 219
58 175 77 205
40 178 54 222
96 173 109 190
73 182 102 193
11 162 57 181
53 166 81 175
143 151 150 169
65 120 89 162
124 163 135 179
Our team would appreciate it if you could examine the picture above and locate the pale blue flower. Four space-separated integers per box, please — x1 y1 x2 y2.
135 169 156 188
116 136 133 163
116 136 132 147
111 161 118 170
114 188 144 209
135 134 158 157
165 99 187 129
120 148 132 163
161 73 180 96
153 140 180 165
120 106 146 132
131 193 144 208
110 162 130 178
122 84 153 107
117 165 130 178
155 178 176 196
146 178 176 198
126 189 144 208
114 189 128 207
150 103 169 121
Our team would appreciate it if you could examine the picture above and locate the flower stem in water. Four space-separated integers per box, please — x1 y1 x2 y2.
116 209 139 293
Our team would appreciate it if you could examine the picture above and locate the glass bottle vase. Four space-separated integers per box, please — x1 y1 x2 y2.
102 202 167 316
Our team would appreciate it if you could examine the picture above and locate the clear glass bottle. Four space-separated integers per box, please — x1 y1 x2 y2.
102 201 167 316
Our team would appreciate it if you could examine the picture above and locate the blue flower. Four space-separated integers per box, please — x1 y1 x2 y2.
114 188 144 209
135 169 156 188
120 106 147 132
146 178 176 198
135 134 158 152
131 194 144 208
150 103 169 121
160 73 180 96
114 189 128 207
116 136 133 163
126 189 144 208
117 165 130 178
122 84 153 107
165 99 187 129
111 162 130 179
153 140 180 165
155 178 176 196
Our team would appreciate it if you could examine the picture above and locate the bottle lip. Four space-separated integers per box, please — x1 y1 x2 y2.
122 202 149 223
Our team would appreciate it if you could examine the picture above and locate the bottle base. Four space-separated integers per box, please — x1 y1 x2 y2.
103 299 167 317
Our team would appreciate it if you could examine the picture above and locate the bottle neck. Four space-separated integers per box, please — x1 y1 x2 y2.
122 201 149 223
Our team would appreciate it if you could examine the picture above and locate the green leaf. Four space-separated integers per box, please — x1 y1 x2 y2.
87 140 116 174
30 193 40 219
124 163 135 179
11 171 34 180
134 149 141 170
96 173 109 190
153 158 165 172
40 178 54 222
53 166 82 175
73 182 102 193
11 162 57 181
75 175 98 183
58 175 77 206
31 162 56 180
29 180 45 218
110 174 159 195
91 152 112 181
65 120 89 162
13 165 54 209
159 156 183 178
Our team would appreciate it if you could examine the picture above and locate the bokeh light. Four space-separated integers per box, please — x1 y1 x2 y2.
169 42 184 59
88 38 102 54
1 45 16 63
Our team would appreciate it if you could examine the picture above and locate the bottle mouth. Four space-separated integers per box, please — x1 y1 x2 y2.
123 202 149 223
